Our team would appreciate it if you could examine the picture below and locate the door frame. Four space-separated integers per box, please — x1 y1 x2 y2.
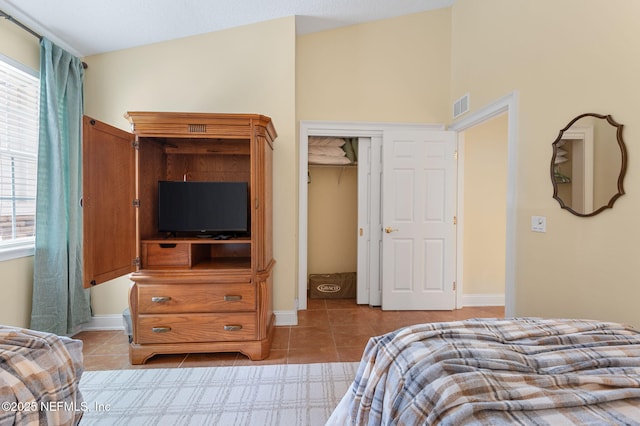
449 91 519 317
298 121 444 310
356 136 382 306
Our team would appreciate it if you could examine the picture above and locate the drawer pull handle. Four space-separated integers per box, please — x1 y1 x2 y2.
152 327 172 333
224 325 243 331
151 296 172 303
224 295 242 302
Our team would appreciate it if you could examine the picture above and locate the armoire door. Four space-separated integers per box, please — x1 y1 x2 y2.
380 130 457 310
82 116 137 288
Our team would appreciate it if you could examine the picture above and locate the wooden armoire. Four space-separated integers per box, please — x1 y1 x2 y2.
82 112 276 364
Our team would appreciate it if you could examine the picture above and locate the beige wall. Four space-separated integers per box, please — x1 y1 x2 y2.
0 20 39 69
296 9 452 123
297 9 453 294
0 8 465 324
462 114 507 296
4 2 639 327
451 0 640 326
83 17 297 315
87 10 453 315
0 256 34 327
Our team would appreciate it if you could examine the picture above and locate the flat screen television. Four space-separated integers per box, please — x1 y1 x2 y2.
157 181 248 236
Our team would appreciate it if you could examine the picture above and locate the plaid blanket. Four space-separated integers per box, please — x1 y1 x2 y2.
328 318 640 425
0 327 84 426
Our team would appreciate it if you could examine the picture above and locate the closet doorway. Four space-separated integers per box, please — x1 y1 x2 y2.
306 136 380 307
307 161 359 300
298 121 447 311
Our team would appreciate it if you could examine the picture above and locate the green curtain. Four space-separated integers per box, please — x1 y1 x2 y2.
30 38 90 335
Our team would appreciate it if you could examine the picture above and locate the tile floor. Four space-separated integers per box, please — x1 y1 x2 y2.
74 298 504 371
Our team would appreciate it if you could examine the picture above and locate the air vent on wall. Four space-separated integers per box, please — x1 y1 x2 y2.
453 93 470 119
188 124 206 133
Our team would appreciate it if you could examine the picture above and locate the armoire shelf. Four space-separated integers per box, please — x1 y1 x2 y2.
140 238 252 270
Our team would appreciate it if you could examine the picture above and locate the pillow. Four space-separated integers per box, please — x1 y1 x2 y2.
308 136 346 147
309 146 346 157
342 140 356 163
308 154 352 165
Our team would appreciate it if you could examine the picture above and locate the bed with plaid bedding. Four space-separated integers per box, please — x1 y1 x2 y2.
328 318 640 425
0 326 84 426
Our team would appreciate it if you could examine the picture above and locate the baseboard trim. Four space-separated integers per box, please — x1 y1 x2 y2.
274 310 298 326
461 293 505 307
82 314 125 331
80 310 299 332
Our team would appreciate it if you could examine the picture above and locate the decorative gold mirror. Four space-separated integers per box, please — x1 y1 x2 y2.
551 113 627 217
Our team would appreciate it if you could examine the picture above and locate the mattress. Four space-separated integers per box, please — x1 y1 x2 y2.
328 318 640 425
0 326 84 425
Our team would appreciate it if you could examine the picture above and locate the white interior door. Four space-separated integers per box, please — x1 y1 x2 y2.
357 136 382 306
381 130 457 310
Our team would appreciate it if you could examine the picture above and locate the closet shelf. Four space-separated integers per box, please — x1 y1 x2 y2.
308 162 357 168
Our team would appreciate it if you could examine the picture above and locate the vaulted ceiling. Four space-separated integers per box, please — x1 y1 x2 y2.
0 0 454 57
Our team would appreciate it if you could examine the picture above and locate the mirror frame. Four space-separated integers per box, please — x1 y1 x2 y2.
550 113 627 217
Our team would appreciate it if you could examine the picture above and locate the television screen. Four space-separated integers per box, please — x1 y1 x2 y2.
158 181 248 235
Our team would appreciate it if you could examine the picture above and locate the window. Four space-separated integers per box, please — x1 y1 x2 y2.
0 55 39 260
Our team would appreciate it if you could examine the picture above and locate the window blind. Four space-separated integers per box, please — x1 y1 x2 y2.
0 56 39 246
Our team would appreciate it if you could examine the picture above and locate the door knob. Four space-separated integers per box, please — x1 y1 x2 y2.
385 227 399 233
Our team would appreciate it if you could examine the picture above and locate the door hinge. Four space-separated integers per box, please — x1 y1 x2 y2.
133 199 140 208
133 257 141 267
454 150 458 160
453 281 457 291
453 215 457 225
132 140 140 150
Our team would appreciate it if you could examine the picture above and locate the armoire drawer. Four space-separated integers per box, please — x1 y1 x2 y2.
141 242 190 268
136 313 257 343
137 283 256 314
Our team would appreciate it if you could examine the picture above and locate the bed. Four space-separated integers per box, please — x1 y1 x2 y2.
328 318 640 425
0 326 84 425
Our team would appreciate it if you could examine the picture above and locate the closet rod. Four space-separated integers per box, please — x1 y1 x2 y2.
1 9 88 69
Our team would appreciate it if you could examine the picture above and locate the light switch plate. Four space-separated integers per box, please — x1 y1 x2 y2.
531 216 546 233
